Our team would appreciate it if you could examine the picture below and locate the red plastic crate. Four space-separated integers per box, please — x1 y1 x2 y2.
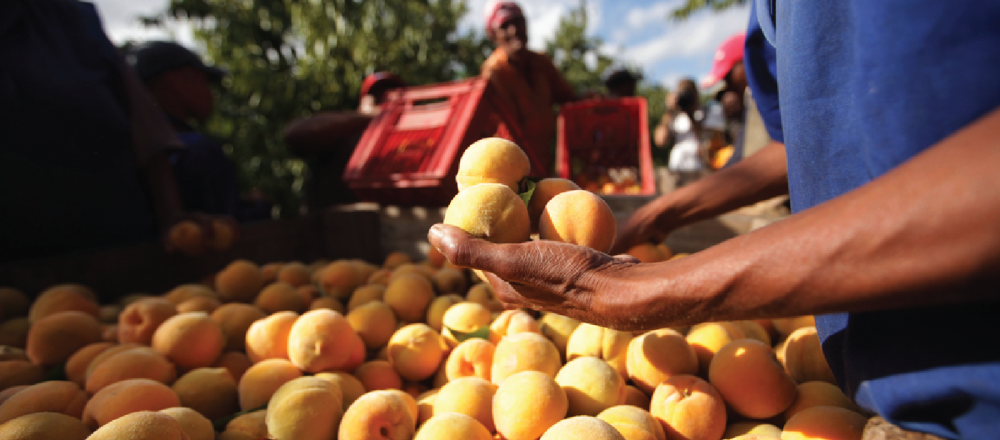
344 78 546 206
556 98 655 195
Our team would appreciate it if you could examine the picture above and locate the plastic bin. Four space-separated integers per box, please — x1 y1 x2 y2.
555 98 655 195
344 78 546 206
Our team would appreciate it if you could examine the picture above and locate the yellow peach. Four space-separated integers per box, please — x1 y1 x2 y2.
556 356 627 416
540 416 627 440
433 376 498 432
491 332 562 384
287 309 357 373
493 370 569 440
172 367 239 421
566 323 632 378
627 328 699 394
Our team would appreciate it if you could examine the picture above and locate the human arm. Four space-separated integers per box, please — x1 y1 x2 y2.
610 139 789 254
429 106 1000 331
653 113 675 148
283 112 374 155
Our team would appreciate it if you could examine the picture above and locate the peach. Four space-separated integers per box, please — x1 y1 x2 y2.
319 260 364 299
163 284 215 306
83 342 143 379
539 190 617 253
277 261 312 287
489 309 542 343
445 338 496 382
649 375 727 440
556 356 627 416
175 296 220 314
383 273 436 324
708 339 797 419
614 423 663 440
772 316 815 340
541 416 626 440
354 360 403 391
85 346 177 394
315 371 367 409
0 360 42 391
0 318 29 348
367 268 393 287
734 320 772 347
211 303 267 352
0 385 27 405
223 409 267 439
784 381 863 422
254 282 306 314
298 284 321 304
82 379 181 429
245 311 298 363
416 389 438 426
341 331 368 372
310 296 345 314
152 312 225 370
216 260 264 303
444 183 531 256
626 243 668 263
237 358 302 411
86 411 189 440
172 367 239 421
287 309 357 373
434 376 498 432
782 326 837 385
0 381 88 424
265 376 344 440
383 251 413 270
493 370 568 440
456 137 531 193
117 298 177 344
169 220 207 256
527 178 582 233
27 284 99 324
26 311 102 367
686 322 744 378
338 389 416 439
416 412 492 440
425 294 464 332
0 412 91 440
723 422 782 439
432 267 467 295
597 405 666 440
348 301 398 350
538 313 581 360
348 284 387 311
624 385 651 409
781 406 868 440
387 323 448 381
65 342 113 386
441 301 493 347
160 407 214 440
212 351 253 382
566 323 632 378
627 328 699 394
466 282 503 312
491 332 562 384
0 287 30 320
262 262 284 284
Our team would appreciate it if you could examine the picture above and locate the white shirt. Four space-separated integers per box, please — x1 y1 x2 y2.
667 113 704 172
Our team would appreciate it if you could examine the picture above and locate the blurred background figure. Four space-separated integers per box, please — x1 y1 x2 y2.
480 0 579 174
283 72 406 211
603 68 642 98
654 78 706 189
131 41 271 223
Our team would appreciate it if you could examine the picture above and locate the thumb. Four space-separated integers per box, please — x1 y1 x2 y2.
427 224 497 271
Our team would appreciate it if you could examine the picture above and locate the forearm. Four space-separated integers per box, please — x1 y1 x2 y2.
623 107 1000 327
283 112 373 154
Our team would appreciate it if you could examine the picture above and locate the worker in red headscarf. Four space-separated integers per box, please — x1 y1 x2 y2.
480 0 579 174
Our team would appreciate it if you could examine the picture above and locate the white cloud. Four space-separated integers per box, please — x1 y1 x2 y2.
90 0 197 48
621 4 751 67
625 1 678 30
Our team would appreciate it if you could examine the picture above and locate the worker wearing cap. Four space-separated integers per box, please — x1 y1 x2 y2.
130 41 269 224
283 72 406 210
428 0 1000 437
603 69 643 98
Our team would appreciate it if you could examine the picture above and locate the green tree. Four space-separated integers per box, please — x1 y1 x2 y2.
145 0 489 217
669 0 748 21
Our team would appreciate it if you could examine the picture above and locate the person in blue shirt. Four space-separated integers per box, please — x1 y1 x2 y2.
427 1 1000 438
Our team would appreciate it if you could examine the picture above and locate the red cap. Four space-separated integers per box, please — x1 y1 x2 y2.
484 1 524 38
700 32 745 89
360 72 405 99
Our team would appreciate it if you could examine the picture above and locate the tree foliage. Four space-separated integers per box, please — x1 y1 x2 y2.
146 0 489 217
669 0 748 21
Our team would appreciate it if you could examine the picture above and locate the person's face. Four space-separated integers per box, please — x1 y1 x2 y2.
493 15 528 57
173 66 214 122
720 90 744 119
728 61 747 93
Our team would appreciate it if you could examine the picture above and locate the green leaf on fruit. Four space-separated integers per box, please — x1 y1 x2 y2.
446 324 492 343
519 178 538 207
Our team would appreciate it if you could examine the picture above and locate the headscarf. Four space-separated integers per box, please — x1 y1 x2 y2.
484 0 524 39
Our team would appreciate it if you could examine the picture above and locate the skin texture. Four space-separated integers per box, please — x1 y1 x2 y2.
428 107 1000 331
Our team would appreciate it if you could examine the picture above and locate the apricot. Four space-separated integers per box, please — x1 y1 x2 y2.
0 287 29 320
287 309 356 373
223 409 268 439
0 360 43 391
265 376 344 440
782 326 837 385
354 360 403 391
708 339 797 419
0 385 27 405
466 282 504 311
0 381 88 424
433 376 498 432
163 284 215 306
117 298 177 344
538 190 617 253
83 342 144 379
456 137 531 193
566 323 632 378
491 331 562 384
27 284 99 324
169 220 207 256
431 267 466 295
348 301 398 349
319 260 364 299
172 367 239 421
245 311 298 363
65 342 113 386
445 338 496 382
383 273 436 324
212 351 253 382
85 346 177 394
298 284 321 304
541 416 626 440
626 243 668 263
489 309 542 343
723 422 783 439
784 381 863 422
416 389 438 425
308 297 343 314
538 313 581 360
624 385 651 409
211 303 267 352
216 259 264 303
86 411 189 440
597 405 666 440
387 323 447 381
159 407 213 440
381 251 411 270
493 370 568 440
627 328 699 394
425 294 464 332
781 406 867 440
686 322 745 378
26 311 102 367
390 262 435 284
341 331 368 372
614 424 663 440
237 358 303 411
0 318 29 348
415 413 493 440
444 183 531 252
175 296 220 314
315 371 367 409
255 282 307 314
735 320 772 347
276 261 311 287
82 379 181 429
649 375 727 440
152 312 225 370
441 301 493 347
527 178 581 232
772 316 815 340
0 412 91 440
338 389 416 440
367 268 393 287
345 285 383 311
556 356 627 417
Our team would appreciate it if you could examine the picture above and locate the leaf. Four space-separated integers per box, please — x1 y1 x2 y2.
446 324 491 343
519 178 538 207
213 403 268 431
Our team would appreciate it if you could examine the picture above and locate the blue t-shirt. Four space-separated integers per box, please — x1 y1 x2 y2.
747 1 1000 438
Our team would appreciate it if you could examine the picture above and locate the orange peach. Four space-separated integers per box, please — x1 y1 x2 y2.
265 376 344 440
387 323 448 381
432 267 467 295
237 358 303 411
318 260 364 299
82 378 181 429
26 311 102 367
338 389 416 440
624 385 651 409
216 259 264 303
0 360 42 391
298 284 321 304
0 380 88 424
540 416 626 440
626 243 668 263
597 405 666 440
261 262 284 285
354 360 403 392
0 411 91 440
287 309 357 373
783 381 863 422
442 301 493 347
493 370 568 440
455 137 531 193
443 184 532 264
163 284 215 306
223 409 267 439
83 342 145 381
771 316 815 340
383 251 414 270
211 303 267 352
0 385 27 405
277 261 312 287
315 371 367 409
538 313 581 360
212 351 253 382
425 294 465 332
708 339 797 419
383 272 436 324
254 282 306 314
445 338 496 382
627 328 699 394
310 296 345 313
117 298 177 344
722 422 782 439
556 356 627 416
539 190 617 253
416 412 493 440
566 323 632 378
152 312 225 370
434 376 498 432
175 296 220 314
466 282 504 312
160 407 214 440
781 406 868 440
85 346 177 394
491 332 562 384
367 268 393 287
685 322 744 378
27 284 99 324
172 367 239 421
649 375 727 440
348 301 398 349
245 311 298 363
86 410 188 440
782 326 837 385
735 320 772 347
169 220 207 256
528 178 582 233
489 309 542 343
65 342 114 386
